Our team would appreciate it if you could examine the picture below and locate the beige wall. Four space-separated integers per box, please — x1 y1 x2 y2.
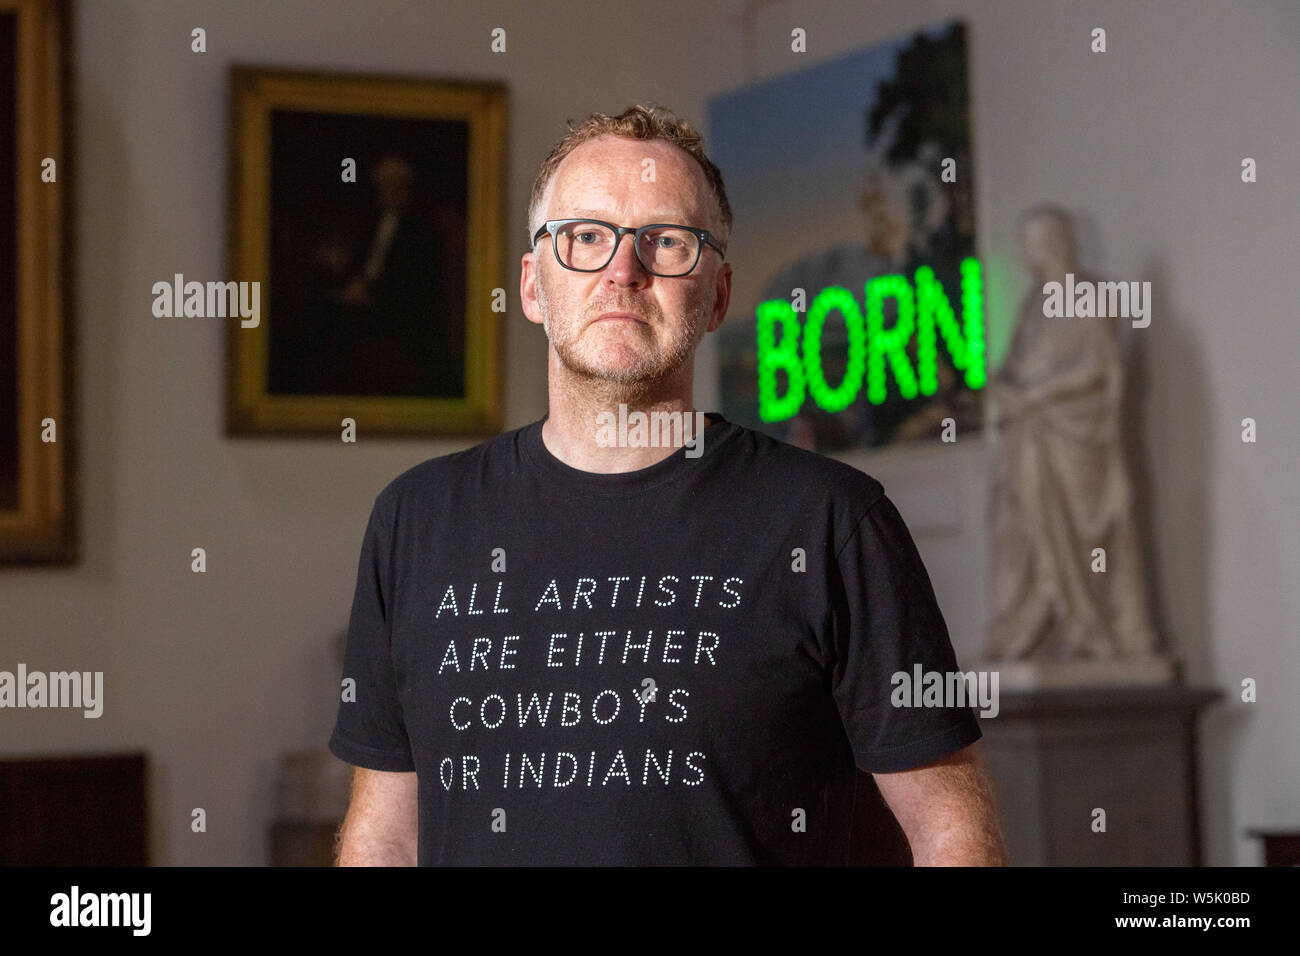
1 0 1294 865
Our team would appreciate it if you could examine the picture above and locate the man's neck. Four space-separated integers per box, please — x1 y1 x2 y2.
540 364 710 474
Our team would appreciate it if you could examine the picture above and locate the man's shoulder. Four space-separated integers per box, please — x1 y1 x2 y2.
371 421 533 510
724 419 886 514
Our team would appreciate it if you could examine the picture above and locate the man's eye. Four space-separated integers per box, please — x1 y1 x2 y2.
574 232 599 244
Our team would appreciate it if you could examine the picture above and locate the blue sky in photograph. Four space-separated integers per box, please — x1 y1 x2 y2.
706 23 954 188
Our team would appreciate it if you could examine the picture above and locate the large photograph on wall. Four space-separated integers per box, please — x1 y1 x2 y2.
709 20 982 453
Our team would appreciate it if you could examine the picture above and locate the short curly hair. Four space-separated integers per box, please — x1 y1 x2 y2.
526 103 733 252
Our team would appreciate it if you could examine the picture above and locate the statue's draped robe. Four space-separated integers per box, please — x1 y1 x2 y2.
986 275 1157 659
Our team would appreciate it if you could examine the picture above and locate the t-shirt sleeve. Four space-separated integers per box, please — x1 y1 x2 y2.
829 493 982 773
329 492 415 772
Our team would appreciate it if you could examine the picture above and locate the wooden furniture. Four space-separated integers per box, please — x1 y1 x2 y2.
269 749 350 866
1247 829 1300 867
0 753 147 865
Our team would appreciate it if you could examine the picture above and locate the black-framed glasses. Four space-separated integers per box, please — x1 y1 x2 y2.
532 219 726 277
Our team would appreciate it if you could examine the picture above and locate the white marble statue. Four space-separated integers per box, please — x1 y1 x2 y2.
984 206 1161 666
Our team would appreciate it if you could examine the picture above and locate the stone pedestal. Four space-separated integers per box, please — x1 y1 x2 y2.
977 684 1221 865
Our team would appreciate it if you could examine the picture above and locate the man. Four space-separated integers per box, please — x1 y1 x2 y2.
330 104 1008 866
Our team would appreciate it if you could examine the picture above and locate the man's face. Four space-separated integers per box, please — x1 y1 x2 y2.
521 135 731 389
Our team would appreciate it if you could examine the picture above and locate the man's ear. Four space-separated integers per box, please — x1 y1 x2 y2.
521 250 543 327
707 261 732 333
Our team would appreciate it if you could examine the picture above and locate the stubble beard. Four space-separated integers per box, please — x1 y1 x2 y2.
537 268 713 403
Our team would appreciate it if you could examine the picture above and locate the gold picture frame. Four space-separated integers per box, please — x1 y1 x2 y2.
226 67 506 435
0 0 74 563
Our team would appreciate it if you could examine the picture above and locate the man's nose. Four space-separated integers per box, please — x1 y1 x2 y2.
605 233 650 284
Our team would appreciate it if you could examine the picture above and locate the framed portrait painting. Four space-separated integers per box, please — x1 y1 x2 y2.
0 0 74 563
226 67 506 435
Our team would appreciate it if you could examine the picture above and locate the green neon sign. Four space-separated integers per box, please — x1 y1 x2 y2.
756 256 985 421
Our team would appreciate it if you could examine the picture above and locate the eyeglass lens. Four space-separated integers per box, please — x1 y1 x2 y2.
555 221 700 276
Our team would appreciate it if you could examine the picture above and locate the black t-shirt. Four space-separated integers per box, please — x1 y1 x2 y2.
329 412 980 865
